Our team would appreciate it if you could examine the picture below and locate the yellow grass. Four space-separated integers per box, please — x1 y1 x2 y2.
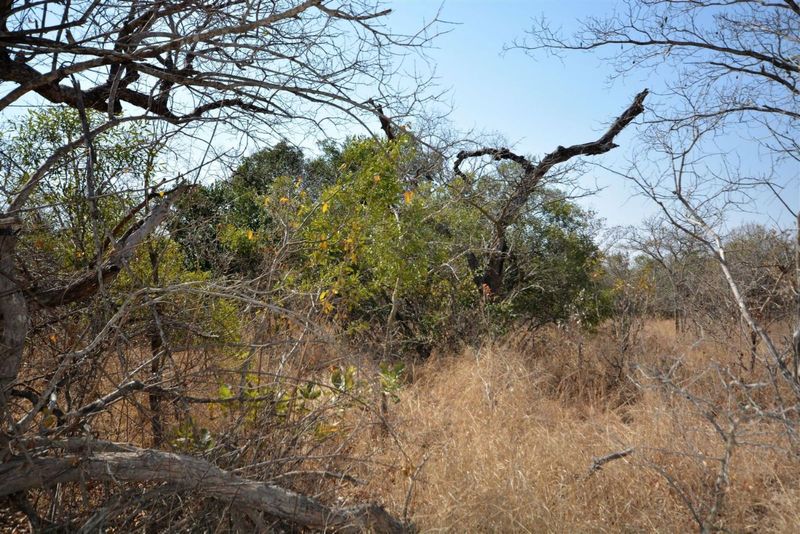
352 321 800 532
12 319 800 532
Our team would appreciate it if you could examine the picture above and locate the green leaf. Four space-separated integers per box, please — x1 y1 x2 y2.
218 383 233 400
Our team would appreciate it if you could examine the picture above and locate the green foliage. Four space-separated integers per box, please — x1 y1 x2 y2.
505 195 610 327
2 106 242 355
379 361 406 403
232 140 305 194
211 365 387 443
290 134 478 352
171 140 343 275
170 418 214 452
298 381 322 400
445 157 614 332
1 107 157 278
330 364 358 393
116 238 243 347
171 133 615 356
170 179 275 275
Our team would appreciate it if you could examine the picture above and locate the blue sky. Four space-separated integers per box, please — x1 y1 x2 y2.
386 1 798 231
387 0 656 229
3 1 793 230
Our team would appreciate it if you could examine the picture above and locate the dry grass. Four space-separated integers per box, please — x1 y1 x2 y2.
353 321 800 532
9 319 800 532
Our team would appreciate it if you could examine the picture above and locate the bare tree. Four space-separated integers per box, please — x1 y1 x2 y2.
453 89 648 297
516 0 799 378
628 218 706 333
516 0 800 161
516 3 800 528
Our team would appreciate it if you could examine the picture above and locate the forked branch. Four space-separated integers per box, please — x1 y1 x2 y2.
453 89 648 295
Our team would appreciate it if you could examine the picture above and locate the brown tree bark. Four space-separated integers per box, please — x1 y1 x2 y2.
0 444 409 533
0 217 26 413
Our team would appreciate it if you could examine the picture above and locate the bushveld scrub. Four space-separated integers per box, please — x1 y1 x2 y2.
4 287 799 533
2 110 798 533
2 0 798 531
10 319 796 532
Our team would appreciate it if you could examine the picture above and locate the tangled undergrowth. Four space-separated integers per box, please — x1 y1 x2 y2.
3 320 799 533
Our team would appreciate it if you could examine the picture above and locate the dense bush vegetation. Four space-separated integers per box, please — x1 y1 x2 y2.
1 1 798 532
162 130 616 357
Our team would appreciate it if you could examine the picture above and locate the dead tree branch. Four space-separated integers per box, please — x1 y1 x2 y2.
453 89 648 295
0 445 409 533
586 447 635 477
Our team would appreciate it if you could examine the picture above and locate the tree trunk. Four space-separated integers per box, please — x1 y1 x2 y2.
482 236 508 298
148 247 165 446
793 210 800 378
0 220 26 416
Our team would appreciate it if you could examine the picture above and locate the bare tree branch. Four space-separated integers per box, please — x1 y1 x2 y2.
0 445 409 533
453 89 648 295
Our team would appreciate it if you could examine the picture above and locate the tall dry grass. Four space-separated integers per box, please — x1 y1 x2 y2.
353 321 800 532
10 317 799 533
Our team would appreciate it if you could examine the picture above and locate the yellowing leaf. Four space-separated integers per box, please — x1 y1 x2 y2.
49 334 58 343
263 196 271 206
158 191 165 198
279 196 290 204
319 290 328 301
373 174 381 183
314 421 339 438
403 190 414 205
218 383 233 400
319 240 328 251
246 230 254 241
321 202 329 214
42 413 57 429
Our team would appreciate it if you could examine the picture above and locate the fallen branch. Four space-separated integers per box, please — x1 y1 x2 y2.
0 444 409 533
586 447 635 477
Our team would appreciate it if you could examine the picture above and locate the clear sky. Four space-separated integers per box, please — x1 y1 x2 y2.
387 0 657 229
385 0 797 232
